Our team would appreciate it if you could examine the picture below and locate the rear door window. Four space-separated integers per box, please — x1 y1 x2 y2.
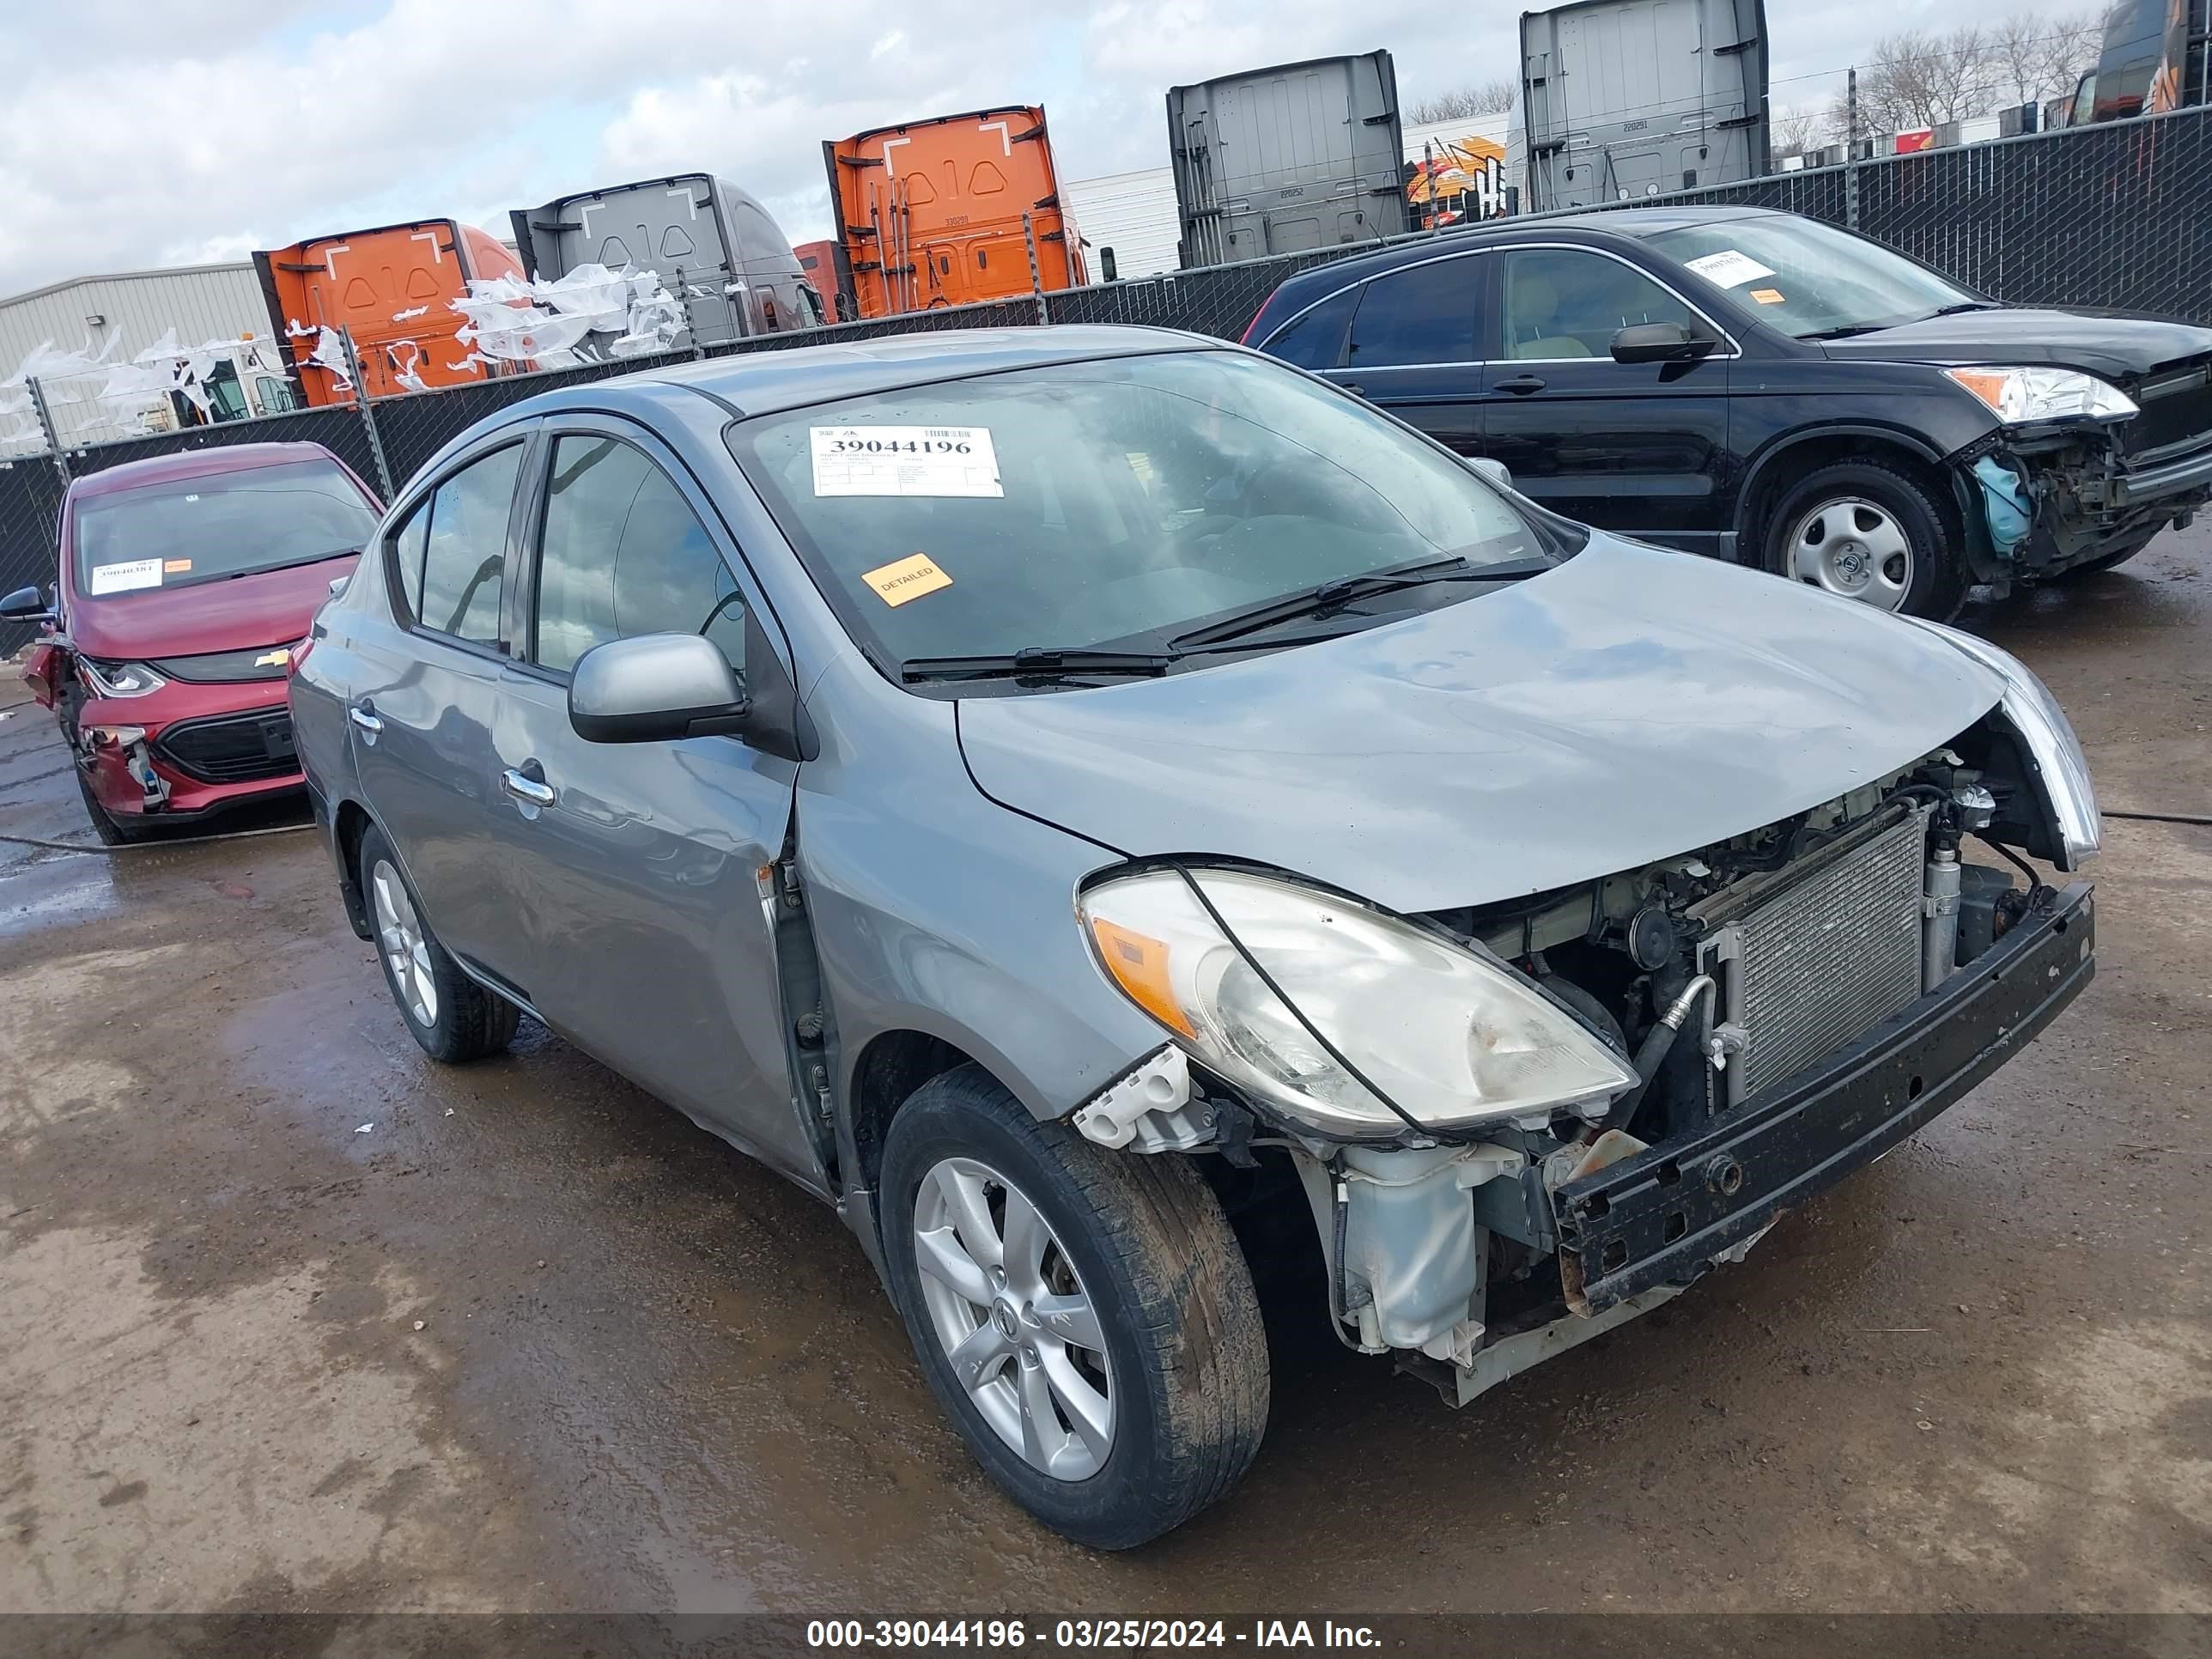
1263 287 1358 369
398 444 523 645
1346 256 1487 368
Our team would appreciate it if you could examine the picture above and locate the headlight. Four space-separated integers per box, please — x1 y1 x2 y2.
79 658 167 698
1079 868 1637 1137
1943 366 2136 424
1911 621 2100 867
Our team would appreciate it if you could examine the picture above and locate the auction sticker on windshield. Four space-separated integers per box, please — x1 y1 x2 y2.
1682 248 1776 289
811 426 1002 498
88 557 163 594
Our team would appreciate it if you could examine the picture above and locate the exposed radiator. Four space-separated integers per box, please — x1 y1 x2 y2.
1707 806 1929 1105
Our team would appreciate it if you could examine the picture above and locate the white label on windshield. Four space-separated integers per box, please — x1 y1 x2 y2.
1681 248 1776 289
88 558 163 594
811 426 1002 498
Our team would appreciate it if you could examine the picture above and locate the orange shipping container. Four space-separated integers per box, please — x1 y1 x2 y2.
824 106 1086 319
254 220 527 405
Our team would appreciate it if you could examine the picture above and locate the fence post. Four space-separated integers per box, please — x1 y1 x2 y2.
337 330 395 501
674 266 708 358
1023 212 1049 325
1845 66 1861 230
26 376 69 484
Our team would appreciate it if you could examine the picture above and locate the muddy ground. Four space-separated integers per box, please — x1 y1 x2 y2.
2 533 2208 1621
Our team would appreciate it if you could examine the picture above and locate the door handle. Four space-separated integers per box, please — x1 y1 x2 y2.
501 768 556 808
347 704 382 734
1495 374 1547 395
1340 381 1367 397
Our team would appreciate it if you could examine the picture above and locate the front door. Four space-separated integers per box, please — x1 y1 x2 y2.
1480 246 1734 554
489 416 816 1183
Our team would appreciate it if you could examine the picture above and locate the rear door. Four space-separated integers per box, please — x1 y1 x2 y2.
489 415 817 1183
349 432 532 976
1480 244 1734 551
1320 251 1493 459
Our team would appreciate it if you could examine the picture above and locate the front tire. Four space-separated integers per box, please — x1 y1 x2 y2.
356 823 520 1063
76 768 153 846
1763 459 1966 619
880 1064 1269 1549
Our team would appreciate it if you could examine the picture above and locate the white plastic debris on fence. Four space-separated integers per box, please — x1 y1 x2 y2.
286 319 355 391
448 262 685 369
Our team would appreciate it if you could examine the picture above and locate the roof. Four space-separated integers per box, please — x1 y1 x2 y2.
632 325 1216 416
66 441 340 500
1261 204 1786 304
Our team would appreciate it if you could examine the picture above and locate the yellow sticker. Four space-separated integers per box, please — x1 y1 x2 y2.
1749 288 1786 305
861 554 951 607
163 558 193 573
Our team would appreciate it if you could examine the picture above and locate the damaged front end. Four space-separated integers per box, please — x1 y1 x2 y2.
1070 644 2099 1410
1953 360 2212 586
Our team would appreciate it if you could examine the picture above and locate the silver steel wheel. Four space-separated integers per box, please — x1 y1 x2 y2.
1784 495 1914 610
912 1156 1114 1481
369 858 439 1029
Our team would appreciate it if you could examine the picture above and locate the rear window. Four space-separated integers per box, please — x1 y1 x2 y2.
71 458 378 598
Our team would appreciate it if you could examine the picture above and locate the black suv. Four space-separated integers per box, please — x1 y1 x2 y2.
1243 206 2212 617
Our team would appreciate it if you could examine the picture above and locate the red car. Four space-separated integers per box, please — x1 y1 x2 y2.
1 443 382 843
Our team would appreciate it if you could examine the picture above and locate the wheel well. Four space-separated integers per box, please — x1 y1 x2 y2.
846 1030 976 1191
332 799 374 938
1739 435 1963 568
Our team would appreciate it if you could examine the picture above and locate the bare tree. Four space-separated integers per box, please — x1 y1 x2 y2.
1408 79 1517 124
1991 10 2103 102
1826 25 1998 136
1771 104 1829 155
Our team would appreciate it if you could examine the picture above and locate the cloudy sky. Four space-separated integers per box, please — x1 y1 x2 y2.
0 0 2098 297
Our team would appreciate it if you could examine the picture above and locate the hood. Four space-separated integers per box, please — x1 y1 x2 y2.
1820 307 2212 382
955 537 2007 914
69 555 358 662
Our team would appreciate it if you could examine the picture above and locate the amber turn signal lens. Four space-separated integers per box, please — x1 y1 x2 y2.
1087 915 1195 1038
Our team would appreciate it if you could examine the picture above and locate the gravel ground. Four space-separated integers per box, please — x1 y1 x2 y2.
0 531 2206 1620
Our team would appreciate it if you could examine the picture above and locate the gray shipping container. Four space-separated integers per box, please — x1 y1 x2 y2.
511 173 824 349
1166 50 1409 269
1519 0 1770 213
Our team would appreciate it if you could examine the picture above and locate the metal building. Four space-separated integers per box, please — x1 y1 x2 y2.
0 261 276 449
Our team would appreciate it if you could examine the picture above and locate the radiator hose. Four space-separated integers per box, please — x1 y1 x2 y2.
1601 974 1716 1132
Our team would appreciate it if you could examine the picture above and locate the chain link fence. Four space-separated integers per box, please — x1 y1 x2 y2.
9 104 2212 655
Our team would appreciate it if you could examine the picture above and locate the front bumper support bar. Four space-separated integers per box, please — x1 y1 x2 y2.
1556 881 2094 1316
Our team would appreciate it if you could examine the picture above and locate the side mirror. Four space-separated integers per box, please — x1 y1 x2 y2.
1 584 53 623
1466 456 1514 493
1611 321 1716 364
568 632 750 744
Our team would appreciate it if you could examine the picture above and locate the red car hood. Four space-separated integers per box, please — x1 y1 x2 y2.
69 555 359 660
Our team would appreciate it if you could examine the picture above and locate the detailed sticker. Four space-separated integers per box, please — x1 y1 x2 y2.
163 557 193 573
88 558 163 594
811 425 1001 498
860 554 952 607
1748 288 1786 305
1682 248 1777 289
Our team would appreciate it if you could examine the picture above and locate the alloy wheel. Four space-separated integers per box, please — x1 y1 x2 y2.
912 1156 1115 1480
369 858 439 1028
1784 495 1914 610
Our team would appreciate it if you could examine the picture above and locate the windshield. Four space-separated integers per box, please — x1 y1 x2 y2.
726 350 1561 680
1647 216 1978 340
72 458 378 598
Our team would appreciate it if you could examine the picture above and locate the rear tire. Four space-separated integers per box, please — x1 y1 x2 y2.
356 823 520 1063
880 1064 1269 1549
1762 459 1966 620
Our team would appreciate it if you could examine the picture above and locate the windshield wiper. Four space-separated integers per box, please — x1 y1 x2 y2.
1800 323 1888 341
901 647 1177 684
1170 556 1552 650
1927 301 1999 317
221 547 363 578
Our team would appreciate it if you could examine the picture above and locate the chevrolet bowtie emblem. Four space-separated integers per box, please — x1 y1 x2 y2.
256 649 291 668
